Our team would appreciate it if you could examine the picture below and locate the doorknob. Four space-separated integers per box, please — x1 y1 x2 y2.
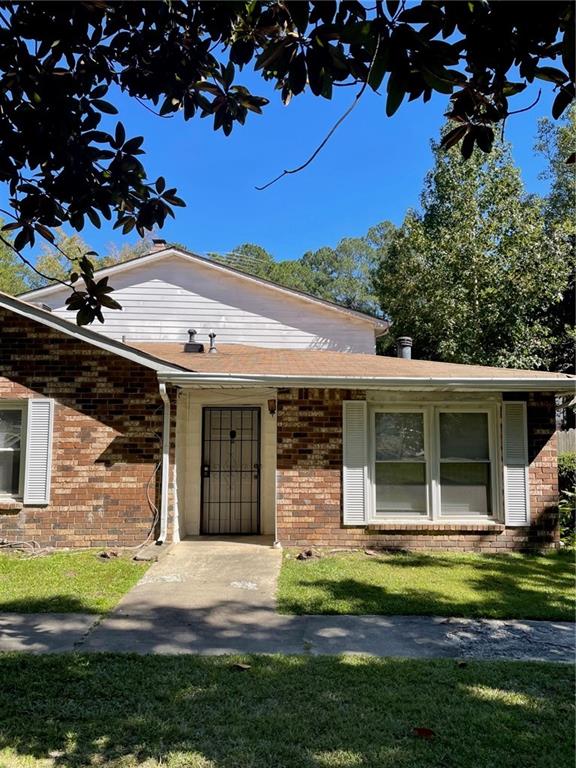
202 464 210 478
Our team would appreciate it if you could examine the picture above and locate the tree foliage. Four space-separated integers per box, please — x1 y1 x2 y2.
374 132 573 370
27 231 153 291
0 1 573 323
534 105 576 372
0 224 30 295
300 223 395 314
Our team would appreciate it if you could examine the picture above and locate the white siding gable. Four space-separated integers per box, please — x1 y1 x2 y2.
31 254 378 352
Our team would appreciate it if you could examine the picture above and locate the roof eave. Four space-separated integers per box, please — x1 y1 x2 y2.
156 371 575 392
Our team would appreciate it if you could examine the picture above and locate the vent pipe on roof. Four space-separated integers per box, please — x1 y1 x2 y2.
396 336 412 360
184 329 204 353
208 331 218 353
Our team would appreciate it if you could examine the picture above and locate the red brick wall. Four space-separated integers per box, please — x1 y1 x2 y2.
276 388 559 552
0 308 165 547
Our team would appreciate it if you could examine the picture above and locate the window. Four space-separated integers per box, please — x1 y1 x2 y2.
439 412 491 517
371 406 498 521
0 406 24 497
374 412 427 517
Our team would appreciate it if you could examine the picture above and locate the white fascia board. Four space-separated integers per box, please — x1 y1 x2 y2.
19 247 388 331
157 371 576 392
0 293 184 374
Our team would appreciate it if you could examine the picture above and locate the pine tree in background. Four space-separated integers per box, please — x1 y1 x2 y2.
374 130 572 370
535 105 575 374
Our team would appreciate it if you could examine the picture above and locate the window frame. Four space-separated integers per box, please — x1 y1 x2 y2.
369 406 431 520
0 401 27 500
368 402 502 523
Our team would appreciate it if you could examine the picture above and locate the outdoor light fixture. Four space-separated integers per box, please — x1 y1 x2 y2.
267 398 277 416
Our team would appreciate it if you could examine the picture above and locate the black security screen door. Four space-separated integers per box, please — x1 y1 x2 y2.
201 407 261 535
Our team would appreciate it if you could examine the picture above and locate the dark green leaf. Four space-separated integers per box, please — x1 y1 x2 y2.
289 52 307 96
92 99 119 115
115 122 125 147
474 126 494 153
534 66 567 85
460 130 475 160
287 1 309 34
99 294 122 310
440 124 468 150
502 81 527 96
386 72 405 117
552 86 574 119
422 67 455 95
399 5 442 23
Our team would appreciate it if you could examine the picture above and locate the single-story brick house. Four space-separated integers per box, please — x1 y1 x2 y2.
1 243 573 552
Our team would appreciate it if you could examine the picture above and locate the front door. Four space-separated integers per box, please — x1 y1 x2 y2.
200 407 261 535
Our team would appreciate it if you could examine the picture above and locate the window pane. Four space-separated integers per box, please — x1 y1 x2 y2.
440 412 489 460
375 463 427 516
0 451 20 495
0 410 22 450
440 463 492 516
375 413 424 461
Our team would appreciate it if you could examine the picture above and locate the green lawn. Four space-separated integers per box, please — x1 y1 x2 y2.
277 550 576 620
0 551 150 614
0 654 572 768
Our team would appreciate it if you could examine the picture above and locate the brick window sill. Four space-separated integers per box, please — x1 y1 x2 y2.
0 499 23 514
365 522 505 534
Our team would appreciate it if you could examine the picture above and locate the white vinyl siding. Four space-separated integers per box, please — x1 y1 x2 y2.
503 402 530 526
343 401 368 525
36 256 377 352
23 399 54 505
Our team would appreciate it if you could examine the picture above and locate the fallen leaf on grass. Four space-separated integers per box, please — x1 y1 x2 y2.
413 727 435 740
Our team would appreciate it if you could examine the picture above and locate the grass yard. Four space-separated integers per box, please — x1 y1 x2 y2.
277 550 576 620
0 551 150 614
0 654 573 768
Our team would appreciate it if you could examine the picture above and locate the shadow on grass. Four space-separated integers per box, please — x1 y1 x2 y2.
0 653 573 768
0 596 102 614
278 551 576 620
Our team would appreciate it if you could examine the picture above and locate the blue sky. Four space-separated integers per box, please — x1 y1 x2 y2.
16 70 556 264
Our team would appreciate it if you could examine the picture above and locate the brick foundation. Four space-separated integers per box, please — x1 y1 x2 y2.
276 388 559 552
0 308 168 548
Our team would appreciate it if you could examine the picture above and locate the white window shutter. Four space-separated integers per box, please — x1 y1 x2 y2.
503 402 530 526
23 399 55 505
343 400 367 525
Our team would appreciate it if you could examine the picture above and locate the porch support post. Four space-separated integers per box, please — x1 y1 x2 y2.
157 381 171 543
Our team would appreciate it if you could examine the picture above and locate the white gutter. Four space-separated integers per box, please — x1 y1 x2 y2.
157 382 171 544
157 372 576 393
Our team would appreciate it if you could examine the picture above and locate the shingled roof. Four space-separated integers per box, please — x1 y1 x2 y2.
130 342 575 388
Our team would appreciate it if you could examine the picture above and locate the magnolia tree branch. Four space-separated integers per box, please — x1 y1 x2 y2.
256 35 382 191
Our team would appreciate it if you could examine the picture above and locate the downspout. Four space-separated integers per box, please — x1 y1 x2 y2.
157 381 170 544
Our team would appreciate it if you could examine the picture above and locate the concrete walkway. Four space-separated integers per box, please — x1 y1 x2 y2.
1 539 574 661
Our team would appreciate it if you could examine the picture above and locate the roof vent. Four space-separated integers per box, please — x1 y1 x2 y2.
396 336 412 360
208 331 218 354
184 329 204 353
